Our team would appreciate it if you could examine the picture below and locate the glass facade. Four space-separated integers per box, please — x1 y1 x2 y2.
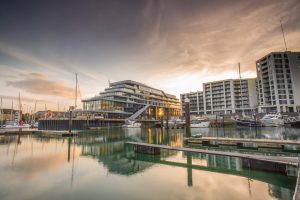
82 80 180 119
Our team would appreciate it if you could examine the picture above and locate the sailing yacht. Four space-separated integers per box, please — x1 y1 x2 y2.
233 63 260 127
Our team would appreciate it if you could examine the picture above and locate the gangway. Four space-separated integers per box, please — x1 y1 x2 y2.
127 104 150 121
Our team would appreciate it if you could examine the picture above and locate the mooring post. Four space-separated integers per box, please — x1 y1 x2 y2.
187 153 193 187
69 110 72 133
166 108 169 129
68 106 74 134
185 98 191 138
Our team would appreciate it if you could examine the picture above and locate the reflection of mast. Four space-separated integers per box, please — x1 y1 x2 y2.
71 138 76 187
247 177 253 197
11 134 21 166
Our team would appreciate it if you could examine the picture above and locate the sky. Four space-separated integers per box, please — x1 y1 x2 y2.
0 0 300 112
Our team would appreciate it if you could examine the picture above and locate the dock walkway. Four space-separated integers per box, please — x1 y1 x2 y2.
187 137 300 146
126 142 298 166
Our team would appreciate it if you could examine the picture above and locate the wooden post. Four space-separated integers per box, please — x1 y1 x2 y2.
185 98 191 138
187 153 193 187
69 110 72 133
166 108 169 129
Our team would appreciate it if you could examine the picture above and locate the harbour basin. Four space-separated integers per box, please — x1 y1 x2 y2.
0 127 298 200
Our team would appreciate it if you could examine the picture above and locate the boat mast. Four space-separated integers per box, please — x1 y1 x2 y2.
11 100 13 121
0 96 3 126
75 73 78 109
34 100 37 121
238 63 245 116
18 93 21 122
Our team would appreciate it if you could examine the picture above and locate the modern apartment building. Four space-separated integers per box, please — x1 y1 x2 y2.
82 80 180 119
203 78 257 114
180 79 257 115
256 51 300 113
180 91 204 116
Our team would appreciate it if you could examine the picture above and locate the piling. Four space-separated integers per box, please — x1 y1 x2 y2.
185 98 191 138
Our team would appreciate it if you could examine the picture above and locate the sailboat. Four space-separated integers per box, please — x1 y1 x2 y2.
3 93 30 129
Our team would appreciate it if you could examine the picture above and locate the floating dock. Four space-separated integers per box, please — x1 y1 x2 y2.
126 142 298 166
186 137 300 150
0 130 40 136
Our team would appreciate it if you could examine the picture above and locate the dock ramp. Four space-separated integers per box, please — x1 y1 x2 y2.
127 104 150 121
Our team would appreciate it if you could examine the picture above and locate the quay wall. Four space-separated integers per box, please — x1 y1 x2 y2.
38 119 159 130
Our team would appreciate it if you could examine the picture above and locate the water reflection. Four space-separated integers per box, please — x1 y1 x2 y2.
0 127 299 200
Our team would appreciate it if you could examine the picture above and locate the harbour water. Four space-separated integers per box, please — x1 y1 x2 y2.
0 127 299 200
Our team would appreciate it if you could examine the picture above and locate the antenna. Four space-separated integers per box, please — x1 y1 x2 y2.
280 18 288 51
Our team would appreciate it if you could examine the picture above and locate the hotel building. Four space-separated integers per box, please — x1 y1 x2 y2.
256 51 300 113
82 80 180 119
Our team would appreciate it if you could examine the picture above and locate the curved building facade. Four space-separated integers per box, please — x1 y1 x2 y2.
82 80 180 119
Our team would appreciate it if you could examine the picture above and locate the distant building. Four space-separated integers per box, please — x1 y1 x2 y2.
180 91 204 116
180 78 257 115
256 51 300 113
82 80 180 119
203 78 257 114
0 109 19 121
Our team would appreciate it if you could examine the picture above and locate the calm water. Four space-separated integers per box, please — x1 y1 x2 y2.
0 127 299 200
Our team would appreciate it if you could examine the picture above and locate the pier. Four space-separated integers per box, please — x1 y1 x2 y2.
126 142 298 167
187 137 300 150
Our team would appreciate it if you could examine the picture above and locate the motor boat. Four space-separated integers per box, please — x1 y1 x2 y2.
3 121 31 129
233 115 261 127
260 113 284 127
190 118 210 128
235 118 261 127
122 120 141 128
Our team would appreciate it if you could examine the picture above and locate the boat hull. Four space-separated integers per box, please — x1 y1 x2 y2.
260 119 284 127
190 121 210 128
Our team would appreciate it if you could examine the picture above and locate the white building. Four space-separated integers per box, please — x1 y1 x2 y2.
180 78 257 115
203 78 257 114
256 51 300 113
180 91 204 116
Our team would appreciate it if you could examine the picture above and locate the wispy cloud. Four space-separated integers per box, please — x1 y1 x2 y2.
6 73 75 98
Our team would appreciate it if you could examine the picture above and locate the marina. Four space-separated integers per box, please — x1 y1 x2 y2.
0 1 300 199
0 126 300 200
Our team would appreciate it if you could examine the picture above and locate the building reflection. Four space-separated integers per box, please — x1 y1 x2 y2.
79 128 182 176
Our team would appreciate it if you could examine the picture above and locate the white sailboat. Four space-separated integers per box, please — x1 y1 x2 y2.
2 93 30 129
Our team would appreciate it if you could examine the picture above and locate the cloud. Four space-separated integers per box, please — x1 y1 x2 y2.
0 95 51 104
6 73 75 99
